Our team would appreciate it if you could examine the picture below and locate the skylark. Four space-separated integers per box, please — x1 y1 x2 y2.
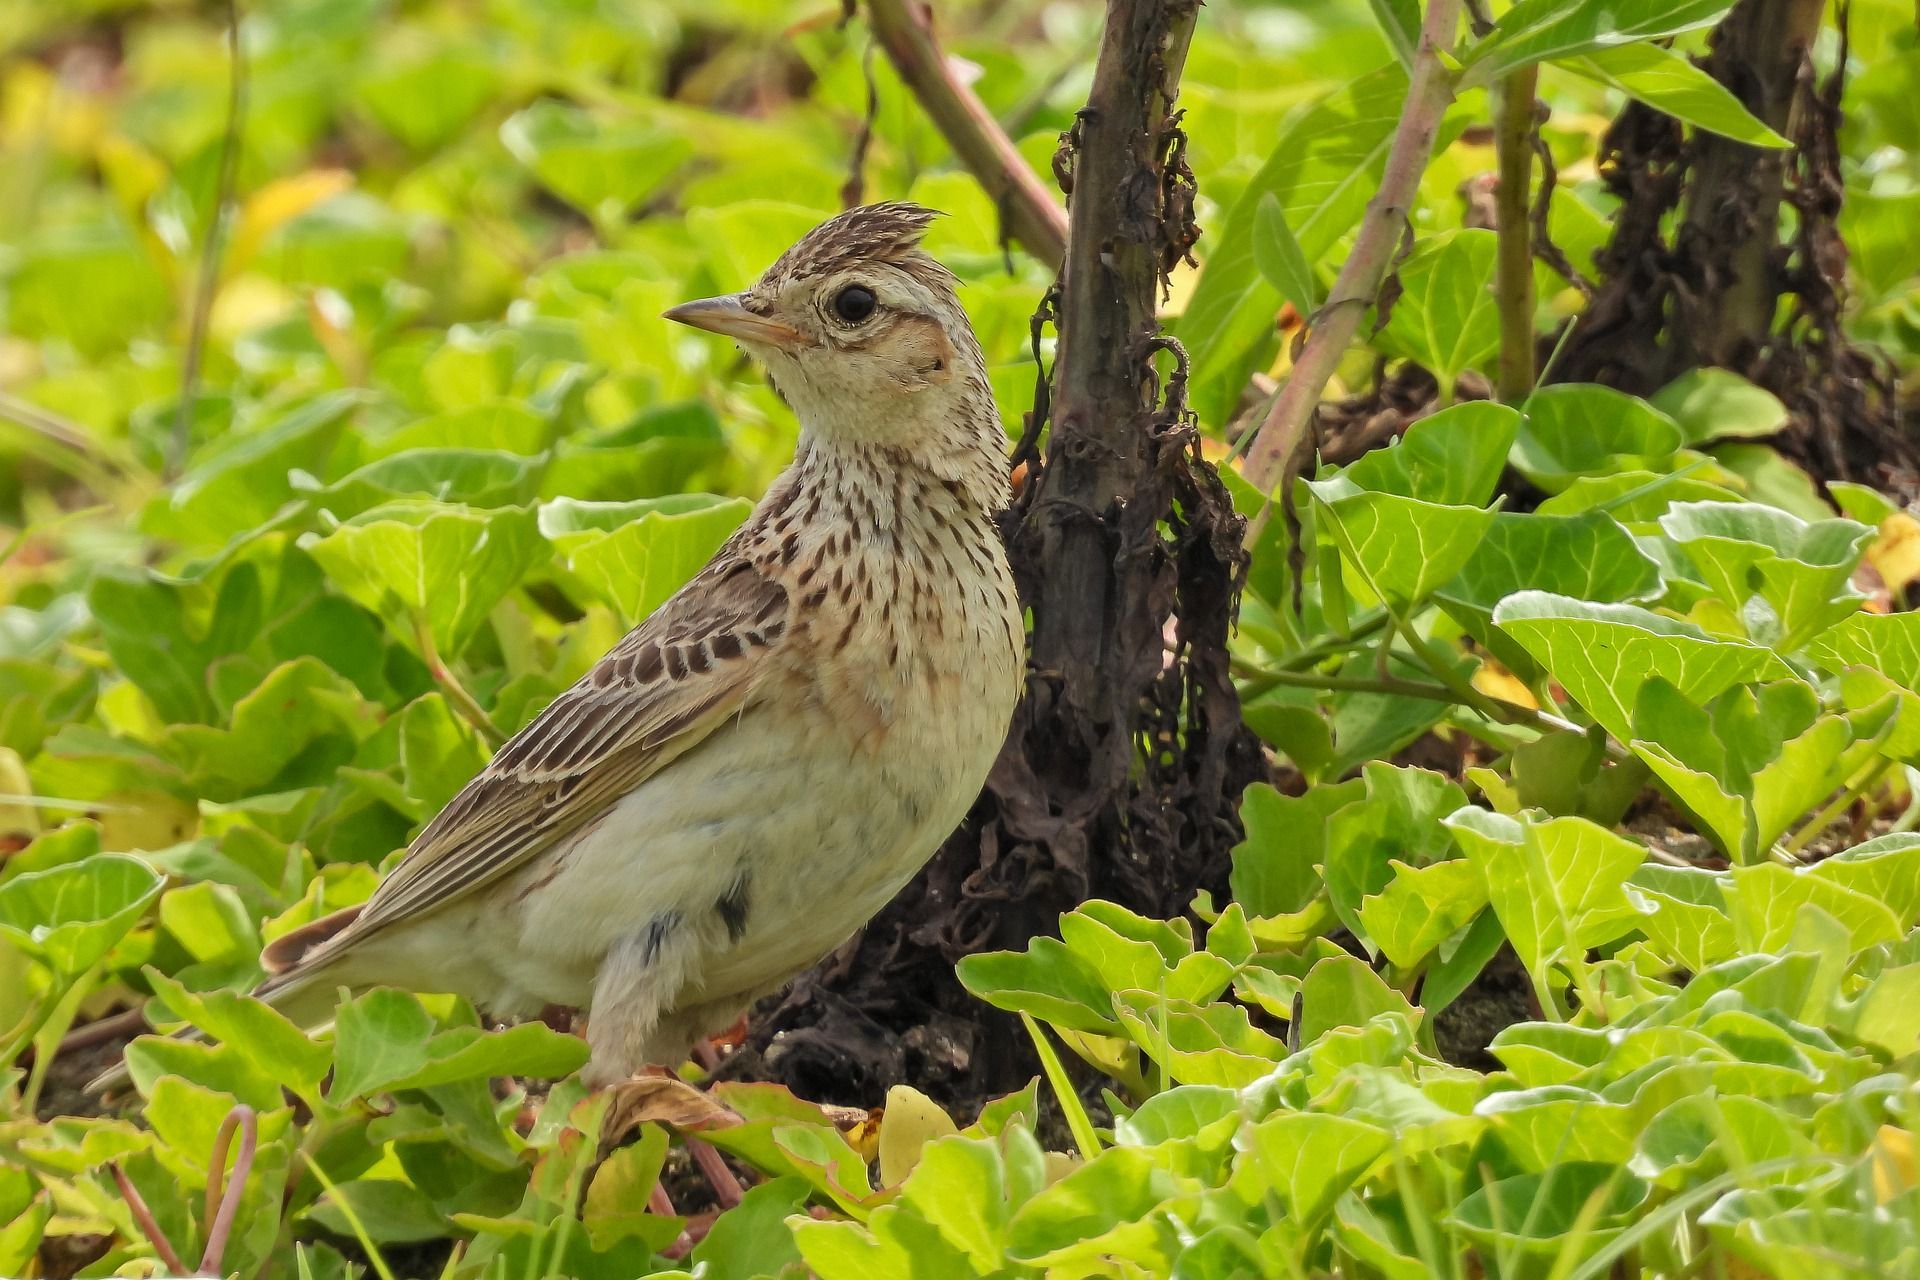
105 202 1024 1090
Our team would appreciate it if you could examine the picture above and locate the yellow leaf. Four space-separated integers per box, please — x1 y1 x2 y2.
1873 1125 1915 1203
211 276 298 341
0 747 41 851
1472 658 1537 709
95 790 198 852
228 170 354 276
875 1084 958 1186
1868 513 1920 596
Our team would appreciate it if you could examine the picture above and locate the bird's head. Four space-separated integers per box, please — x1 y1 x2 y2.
664 203 999 461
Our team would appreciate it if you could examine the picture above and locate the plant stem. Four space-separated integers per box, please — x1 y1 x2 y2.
171 0 246 479
866 0 1068 268
1493 64 1538 401
201 1105 258 1275
410 612 504 747
1783 756 1896 857
110 1163 189 1275
1240 0 1464 509
1233 654 1610 751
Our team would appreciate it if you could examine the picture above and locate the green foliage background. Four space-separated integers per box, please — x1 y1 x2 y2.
3 0 1920 1276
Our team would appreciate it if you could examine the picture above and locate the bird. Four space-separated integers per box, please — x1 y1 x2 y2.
99 201 1023 1092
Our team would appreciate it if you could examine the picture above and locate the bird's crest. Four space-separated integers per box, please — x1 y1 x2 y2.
762 201 949 288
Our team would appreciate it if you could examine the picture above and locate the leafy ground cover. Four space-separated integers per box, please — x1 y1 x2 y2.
3 0 1920 1276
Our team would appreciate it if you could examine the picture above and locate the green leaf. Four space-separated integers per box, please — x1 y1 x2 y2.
1725 864 1901 953
1651 368 1791 443
144 969 332 1090
1181 65 1407 400
1358 858 1489 969
1112 992 1287 1088
312 448 548 519
1251 193 1320 316
86 562 265 725
957 938 1118 1034
1437 508 1662 678
1295 953 1422 1044
897 1136 1016 1271
1628 678 1891 861
307 1178 452 1244
1807 612 1920 686
303 500 547 657
327 987 439 1102
539 495 751 625
1478 1085 1640 1170
1309 476 1496 606
1465 0 1736 84
1372 230 1502 396
1658 501 1872 647
1006 1146 1195 1267
501 100 692 225
1341 401 1520 508
1230 779 1361 917
1537 469 1744 526
1509 384 1685 493
0 854 162 976
691 1175 810 1276
1567 44 1790 147
1492 591 1794 743
1449 1163 1648 1251
1228 1112 1389 1224
354 45 501 151
383 1021 591 1091
1626 864 1737 973
1321 764 1467 946
142 393 362 547
1445 808 1644 988
159 657 379 802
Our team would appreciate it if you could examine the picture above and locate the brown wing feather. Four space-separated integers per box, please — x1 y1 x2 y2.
284 552 788 971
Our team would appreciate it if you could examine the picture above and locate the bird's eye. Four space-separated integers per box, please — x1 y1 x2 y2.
831 285 877 325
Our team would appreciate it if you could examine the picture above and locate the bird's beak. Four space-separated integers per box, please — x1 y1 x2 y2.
662 293 804 351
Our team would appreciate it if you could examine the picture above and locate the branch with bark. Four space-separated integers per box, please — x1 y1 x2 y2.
1239 0 1464 500
866 0 1068 268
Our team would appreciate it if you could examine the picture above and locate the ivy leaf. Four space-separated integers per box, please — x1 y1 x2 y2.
0 854 162 977
1510 384 1686 493
1444 808 1644 988
1437 508 1662 679
303 501 547 657
1358 858 1489 969
1658 501 1872 648
539 495 751 625
1372 230 1502 397
501 100 692 226
1309 476 1497 606
1492 591 1793 743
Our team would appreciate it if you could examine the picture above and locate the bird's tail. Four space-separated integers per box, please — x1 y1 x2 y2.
85 904 364 1096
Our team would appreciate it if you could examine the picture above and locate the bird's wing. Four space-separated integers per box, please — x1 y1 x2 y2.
289 551 789 966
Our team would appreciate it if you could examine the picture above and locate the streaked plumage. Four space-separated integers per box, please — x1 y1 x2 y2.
106 203 1023 1089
